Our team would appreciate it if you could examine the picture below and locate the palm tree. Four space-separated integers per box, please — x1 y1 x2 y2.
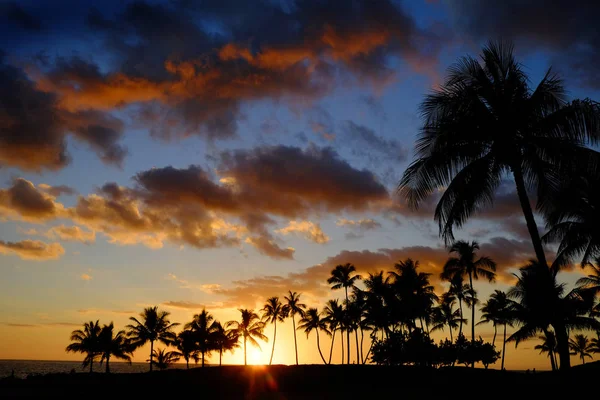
174 330 199 369
477 290 515 370
284 291 306 365
448 275 470 336
149 348 180 370
431 294 465 342
261 297 288 365
185 309 218 367
226 309 267 366
212 321 240 366
569 334 594 365
323 299 345 364
442 240 496 343
298 308 329 364
535 331 558 371
98 322 132 373
65 320 101 373
575 257 600 294
126 307 179 372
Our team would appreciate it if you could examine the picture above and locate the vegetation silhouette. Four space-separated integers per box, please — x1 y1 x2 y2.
149 348 180 370
65 320 101 373
185 309 217 367
284 291 306 365
98 322 132 373
535 331 558 371
569 334 594 364
298 308 329 364
226 309 267 366
261 297 288 365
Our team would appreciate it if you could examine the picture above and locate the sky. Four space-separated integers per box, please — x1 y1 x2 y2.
1 0 599 370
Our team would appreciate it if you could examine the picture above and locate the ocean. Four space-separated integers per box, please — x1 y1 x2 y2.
0 359 192 379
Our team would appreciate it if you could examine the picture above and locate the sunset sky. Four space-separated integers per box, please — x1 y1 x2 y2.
1 0 599 370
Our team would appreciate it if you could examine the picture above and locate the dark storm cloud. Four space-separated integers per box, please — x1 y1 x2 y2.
448 0 600 88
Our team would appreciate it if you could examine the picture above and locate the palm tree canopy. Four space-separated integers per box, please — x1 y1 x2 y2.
327 263 362 291
212 322 240 354
226 309 268 350
65 320 101 368
398 40 600 243
322 299 345 332
185 309 218 354
442 241 497 282
569 334 593 361
98 322 132 365
297 308 330 337
149 348 181 370
478 290 516 327
284 291 307 318
175 329 199 362
126 306 179 348
262 297 289 324
534 331 557 356
431 296 465 332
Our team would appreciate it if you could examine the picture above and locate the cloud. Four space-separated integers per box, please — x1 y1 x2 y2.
37 184 77 197
276 220 329 244
76 309 135 315
80 273 92 281
0 178 62 221
49 225 96 244
244 236 295 260
0 240 65 260
5 323 37 328
1 2 42 31
340 121 408 163
337 218 382 240
162 301 206 310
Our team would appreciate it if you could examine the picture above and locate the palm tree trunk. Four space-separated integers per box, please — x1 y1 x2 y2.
89 357 93 373
202 351 205 368
269 320 277 365
449 323 453 342
316 330 326 364
549 350 556 371
360 328 364 363
186 358 189 369
501 323 507 370
492 324 497 347
345 286 350 365
341 329 345 364
364 338 375 364
219 349 222 367
458 298 463 336
582 355 585 365
469 272 475 343
292 315 299 365
106 355 110 373
355 329 359 364
328 328 336 365
512 165 548 267
244 335 247 366
149 340 154 372
553 322 571 370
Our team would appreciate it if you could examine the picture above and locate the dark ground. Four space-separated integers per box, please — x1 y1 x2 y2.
0 363 592 399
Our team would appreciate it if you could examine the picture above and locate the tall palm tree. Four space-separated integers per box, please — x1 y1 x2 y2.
399 40 599 271
298 308 330 364
431 294 465 342
212 321 240 366
284 291 306 365
262 297 288 365
328 263 361 364
98 322 132 373
323 299 345 364
126 307 179 372
65 320 101 373
226 309 267 366
149 348 180 370
442 240 496 343
448 275 470 336
174 330 199 369
569 334 594 365
535 331 558 371
477 290 515 370
185 309 217 367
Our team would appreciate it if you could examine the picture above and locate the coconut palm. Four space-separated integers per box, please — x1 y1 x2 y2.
212 321 240 366
226 309 267 366
298 308 330 364
431 294 465 342
149 348 180 370
398 40 600 272
98 322 132 373
575 257 600 294
65 320 101 373
126 307 179 372
478 290 516 370
261 296 288 365
589 334 600 354
174 330 199 369
448 275 470 336
442 240 496 343
185 309 218 367
363 271 392 342
323 299 345 364
569 334 594 365
328 263 361 364
284 291 306 365
535 331 558 371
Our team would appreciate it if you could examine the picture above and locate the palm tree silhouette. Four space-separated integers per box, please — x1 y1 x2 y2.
535 331 558 371
284 291 306 365
261 296 288 365
328 263 361 364
399 40 599 272
442 240 496 344
569 334 594 365
126 307 179 372
448 275 470 336
478 290 515 370
149 348 180 370
226 309 267 365
185 309 217 367
98 322 132 373
65 320 101 373
212 321 240 366
363 271 392 343
298 308 329 364
174 330 199 369
575 257 600 294
323 299 345 364
431 293 465 342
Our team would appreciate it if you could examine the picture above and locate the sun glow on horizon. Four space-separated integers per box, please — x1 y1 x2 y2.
248 347 265 365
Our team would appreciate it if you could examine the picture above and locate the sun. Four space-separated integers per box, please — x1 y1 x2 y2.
248 347 264 365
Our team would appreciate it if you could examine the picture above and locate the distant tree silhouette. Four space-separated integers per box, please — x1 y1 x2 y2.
535 331 558 371
328 263 361 364
212 321 240 366
261 296 288 365
126 307 178 372
442 241 496 346
569 334 594 365
298 308 329 364
185 309 218 367
363 271 392 344
226 309 267 365
478 290 515 370
322 299 343 364
149 348 180 370
448 275 470 336
65 320 101 373
98 322 132 373
431 293 465 342
284 291 306 365
174 330 199 369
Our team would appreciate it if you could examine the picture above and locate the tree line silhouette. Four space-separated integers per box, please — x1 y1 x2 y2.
66 41 600 372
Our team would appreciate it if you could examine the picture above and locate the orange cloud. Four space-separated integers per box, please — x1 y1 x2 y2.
0 240 65 261
276 220 330 244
